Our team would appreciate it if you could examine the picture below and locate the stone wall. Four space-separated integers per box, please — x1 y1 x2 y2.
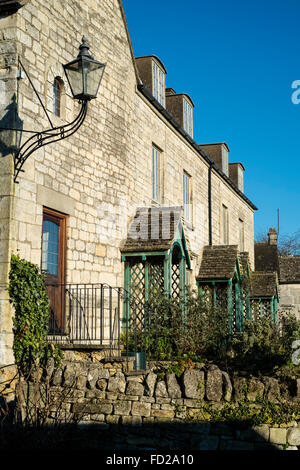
278 284 300 320
3 357 300 451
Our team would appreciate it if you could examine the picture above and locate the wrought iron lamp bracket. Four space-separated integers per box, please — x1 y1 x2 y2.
13 100 88 183
0 35 105 183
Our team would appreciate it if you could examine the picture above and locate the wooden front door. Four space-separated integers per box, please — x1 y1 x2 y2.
41 208 66 333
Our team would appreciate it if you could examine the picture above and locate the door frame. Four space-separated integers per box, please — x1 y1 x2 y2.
42 206 67 332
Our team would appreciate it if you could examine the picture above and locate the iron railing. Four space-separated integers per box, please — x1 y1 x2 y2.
45 283 151 369
45 283 186 371
46 283 128 348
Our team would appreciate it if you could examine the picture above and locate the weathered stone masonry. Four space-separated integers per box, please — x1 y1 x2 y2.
0 0 258 365
3 358 300 450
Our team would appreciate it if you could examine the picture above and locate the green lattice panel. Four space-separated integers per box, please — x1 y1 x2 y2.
149 261 164 292
215 284 228 310
232 284 237 331
199 284 213 304
129 261 145 328
171 263 180 298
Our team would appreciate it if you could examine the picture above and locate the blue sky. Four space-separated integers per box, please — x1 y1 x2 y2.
122 0 300 241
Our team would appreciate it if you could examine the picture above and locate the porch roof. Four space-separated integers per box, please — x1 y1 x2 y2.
196 245 240 281
120 206 191 263
250 271 278 298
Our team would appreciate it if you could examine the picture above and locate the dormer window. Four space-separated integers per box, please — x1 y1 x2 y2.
183 97 193 138
229 162 245 192
221 145 229 176
152 59 165 106
237 166 244 192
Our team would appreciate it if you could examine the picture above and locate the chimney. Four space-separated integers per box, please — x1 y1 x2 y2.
268 228 277 245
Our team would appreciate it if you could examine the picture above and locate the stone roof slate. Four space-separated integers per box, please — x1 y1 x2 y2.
120 206 186 254
250 271 278 298
279 256 300 283
197 245 240 281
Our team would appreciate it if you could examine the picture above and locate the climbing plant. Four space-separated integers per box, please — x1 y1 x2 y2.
8 254 62 377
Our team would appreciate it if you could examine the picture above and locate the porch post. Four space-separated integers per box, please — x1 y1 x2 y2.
122 260 131 328
227 280 233 335
164 253 171 298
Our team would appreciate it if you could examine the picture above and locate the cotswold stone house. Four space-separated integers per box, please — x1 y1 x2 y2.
0 0 276 366
255 228 300 319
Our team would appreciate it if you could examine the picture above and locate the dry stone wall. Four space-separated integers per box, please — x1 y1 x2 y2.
3 357 300 451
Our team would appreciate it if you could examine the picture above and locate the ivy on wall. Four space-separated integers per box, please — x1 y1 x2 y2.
8 254 62 376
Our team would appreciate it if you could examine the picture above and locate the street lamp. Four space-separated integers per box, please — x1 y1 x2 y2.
0 37 106 182
63 36 106 101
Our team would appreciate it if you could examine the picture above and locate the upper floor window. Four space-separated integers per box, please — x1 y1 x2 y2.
152 146 162 203
222 204 229 244
183 171 192 223
239 218 244 252
152 60 165 106
183 98 193 138
53 77 64 117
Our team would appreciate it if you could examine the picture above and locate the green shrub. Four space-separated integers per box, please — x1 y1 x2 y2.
122 288 231 362
8 254 62 376
122 288 300 373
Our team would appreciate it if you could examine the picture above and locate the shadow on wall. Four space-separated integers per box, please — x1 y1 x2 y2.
0 419 280 451
0 93 23 158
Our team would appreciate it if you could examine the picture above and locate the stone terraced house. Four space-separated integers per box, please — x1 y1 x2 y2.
0 0 279 366
255 228 299 319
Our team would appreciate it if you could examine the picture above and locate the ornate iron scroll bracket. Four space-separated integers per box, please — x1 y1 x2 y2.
13 100 88 183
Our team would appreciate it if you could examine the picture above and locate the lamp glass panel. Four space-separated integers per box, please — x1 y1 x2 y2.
65 61 83 98
82 58 105 98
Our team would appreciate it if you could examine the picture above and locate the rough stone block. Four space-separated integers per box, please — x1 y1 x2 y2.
90 414 105 422
139 396 155 403
76 375 87 390
269 427 287 445
166 373 182 398
222 371 232 402
114 400 132 416
297 379 300 398
206 365 223 401
131 401 151 417
252 424 270 442
126 380 144 396
96 379 107 391
263 377 281 402
246 378 265 402
87 366 100 389
122 416 142 426
154 380 168 397
107 372 126 393
182 369 205 399
98 369 110 380
85 390 105 399
117 394 139 401
287 427 300 446
184 398 203 408
155 397 171 404
72 402 112 415
151 409 175 419
106 415 120 424
232 377 247 401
